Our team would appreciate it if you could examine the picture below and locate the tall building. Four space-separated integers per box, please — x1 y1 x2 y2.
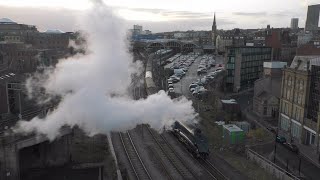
290 18 299 29
305 4 320 32
225 46 272 92
212 13 217 46
278 56 320 149
133 25 143 35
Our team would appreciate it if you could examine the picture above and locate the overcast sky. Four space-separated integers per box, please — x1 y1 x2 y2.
0 0 319 32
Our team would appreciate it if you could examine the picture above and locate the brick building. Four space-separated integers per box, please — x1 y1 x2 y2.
265 28 296 64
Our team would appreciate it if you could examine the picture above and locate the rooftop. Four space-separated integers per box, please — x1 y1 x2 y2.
223 124 243 132
263 61 287 69
0 18 17 24
221 99 237 104
289 56 320 71
44 29 65 34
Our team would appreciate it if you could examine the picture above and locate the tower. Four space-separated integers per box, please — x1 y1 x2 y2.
305 4 320 32
212 13 217 46
290 18 299 30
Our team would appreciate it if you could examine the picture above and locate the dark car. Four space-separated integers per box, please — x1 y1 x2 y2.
276 136 286 143
283 143 299 153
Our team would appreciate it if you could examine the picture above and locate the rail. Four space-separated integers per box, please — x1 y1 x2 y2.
145 125 198 179
200 158 229 180
119 131 152 180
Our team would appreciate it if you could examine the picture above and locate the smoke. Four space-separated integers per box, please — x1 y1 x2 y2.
13 1 196 140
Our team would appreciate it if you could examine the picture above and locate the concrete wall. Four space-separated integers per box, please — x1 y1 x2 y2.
0 128 71 180
247 148 299 180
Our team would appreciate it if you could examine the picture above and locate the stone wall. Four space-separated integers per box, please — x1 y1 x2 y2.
246 148 299 180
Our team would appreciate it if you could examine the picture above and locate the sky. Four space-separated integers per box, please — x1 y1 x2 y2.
0 0 319 32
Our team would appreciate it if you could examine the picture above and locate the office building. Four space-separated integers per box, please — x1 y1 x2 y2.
305 4 320 32
290 18 299 29
225 46 272 92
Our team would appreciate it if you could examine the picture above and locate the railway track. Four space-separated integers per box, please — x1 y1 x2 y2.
144 125 198 180
119 131 152 180
166 130 228 180
198 158 229 180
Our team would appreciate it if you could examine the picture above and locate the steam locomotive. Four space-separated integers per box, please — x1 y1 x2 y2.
171 121 210 159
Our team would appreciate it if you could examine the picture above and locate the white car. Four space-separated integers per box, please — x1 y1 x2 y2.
215 69 223 73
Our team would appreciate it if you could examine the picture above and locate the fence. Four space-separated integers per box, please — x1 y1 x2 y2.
246 148 300 180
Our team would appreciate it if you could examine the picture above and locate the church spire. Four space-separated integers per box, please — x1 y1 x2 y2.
212 12 217 47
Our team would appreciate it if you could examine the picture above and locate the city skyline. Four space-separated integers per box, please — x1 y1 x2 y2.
0 0 319 32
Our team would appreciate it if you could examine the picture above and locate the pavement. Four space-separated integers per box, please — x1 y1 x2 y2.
295 143 320 168
274 143 320 180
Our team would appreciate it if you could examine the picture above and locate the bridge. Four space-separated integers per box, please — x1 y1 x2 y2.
132 39 200 52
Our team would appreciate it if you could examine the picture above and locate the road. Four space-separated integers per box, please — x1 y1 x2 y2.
173 55 224 97
275 143 320 179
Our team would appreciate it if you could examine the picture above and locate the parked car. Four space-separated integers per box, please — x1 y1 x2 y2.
189 83 198 90
195 80 204 86
197 69 207 75
276 135 286 143
168 84 174 88
205 75 215 81
170 76 180 83
283 143 299 153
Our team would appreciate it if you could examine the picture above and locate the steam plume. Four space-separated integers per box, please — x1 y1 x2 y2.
13 1 196 140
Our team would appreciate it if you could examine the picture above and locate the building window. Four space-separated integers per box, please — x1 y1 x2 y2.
300 80 304 90
230 57 235 63
281 115 290 131
286 89 291 100
311 133 315 145
263 107 268 115
291 122 301 138
0 53 3 64
288 77 292 86
298 94 302 105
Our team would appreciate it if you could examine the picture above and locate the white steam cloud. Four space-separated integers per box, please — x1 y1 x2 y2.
13 1 196 140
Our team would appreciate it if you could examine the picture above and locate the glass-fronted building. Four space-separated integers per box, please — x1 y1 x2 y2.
225 46 272 92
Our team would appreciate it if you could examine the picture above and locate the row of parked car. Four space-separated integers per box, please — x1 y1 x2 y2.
167 54 198 84
276 135 299 154
197 56 216 75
